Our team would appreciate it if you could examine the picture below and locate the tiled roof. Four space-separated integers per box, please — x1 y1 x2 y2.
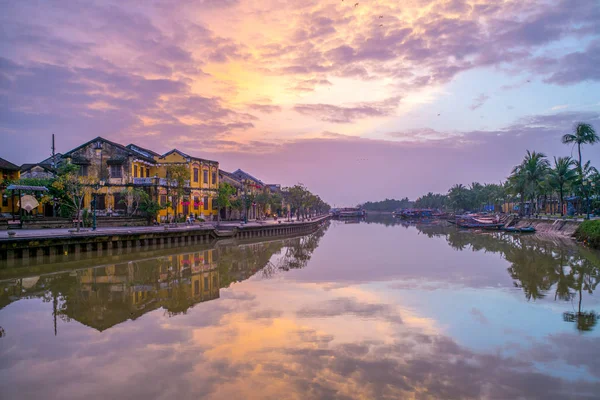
0 157 20 171
232 169 264 185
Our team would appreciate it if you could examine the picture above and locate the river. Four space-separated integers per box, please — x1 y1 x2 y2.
1 216 599 399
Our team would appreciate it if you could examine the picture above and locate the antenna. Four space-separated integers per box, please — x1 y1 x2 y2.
51 133 56 169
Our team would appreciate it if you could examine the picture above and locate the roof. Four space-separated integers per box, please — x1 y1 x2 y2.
160 149 219 165
20 163 55 173
6 185 49 191
126 144 160 158
161 148 191 160
232 169 264 185
38 154 62 165
0 157 20 171
63 137 155 164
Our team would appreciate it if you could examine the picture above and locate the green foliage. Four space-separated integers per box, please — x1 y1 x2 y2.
415 193 447 209
361 198 412 212
575 220 600 249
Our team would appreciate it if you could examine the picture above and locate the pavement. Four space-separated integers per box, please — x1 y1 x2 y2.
0 217 323 240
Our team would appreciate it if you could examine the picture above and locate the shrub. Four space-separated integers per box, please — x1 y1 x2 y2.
575 220 600 249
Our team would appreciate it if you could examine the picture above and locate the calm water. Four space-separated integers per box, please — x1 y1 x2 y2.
1 217 599 399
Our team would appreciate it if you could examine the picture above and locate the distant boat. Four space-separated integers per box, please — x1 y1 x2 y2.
332 207 365 218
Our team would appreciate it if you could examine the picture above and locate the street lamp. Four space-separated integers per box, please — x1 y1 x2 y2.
92 182 100 231
243 180 248 224
94 141 104 182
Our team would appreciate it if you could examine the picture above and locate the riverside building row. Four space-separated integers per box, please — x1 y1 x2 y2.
1 137 279 221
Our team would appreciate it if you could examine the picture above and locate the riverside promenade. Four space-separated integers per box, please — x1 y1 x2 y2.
0 216 331 265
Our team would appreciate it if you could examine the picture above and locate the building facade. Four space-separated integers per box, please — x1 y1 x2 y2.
0 158 21 215
60 137 219 221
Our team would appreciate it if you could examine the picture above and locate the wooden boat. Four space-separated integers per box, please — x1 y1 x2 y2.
455 215 503 230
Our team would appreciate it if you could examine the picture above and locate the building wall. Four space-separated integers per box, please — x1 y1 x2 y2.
1 169 21 214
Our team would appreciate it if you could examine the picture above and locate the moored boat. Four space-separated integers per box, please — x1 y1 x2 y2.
503 226 536 233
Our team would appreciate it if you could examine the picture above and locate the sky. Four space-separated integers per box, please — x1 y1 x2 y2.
1 0 599 206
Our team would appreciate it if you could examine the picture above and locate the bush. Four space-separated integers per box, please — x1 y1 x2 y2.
575 220 600 249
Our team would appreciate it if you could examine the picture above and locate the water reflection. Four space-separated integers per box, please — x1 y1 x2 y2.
378 216 600 333
2 219 600 399
0 227 327 335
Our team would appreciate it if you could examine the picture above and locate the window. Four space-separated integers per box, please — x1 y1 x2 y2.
193 168 199 182
194 196 199 210
203 170 208 184
212 172 217 185
204 277 209 289
146 168 150 177
160 195 167 205
203 196 209 210
78 165 88 176
194 280 199 295
2 195 8 207
110 165 122 178
133 165 138 177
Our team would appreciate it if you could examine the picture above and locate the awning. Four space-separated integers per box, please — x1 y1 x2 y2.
6 185 49 191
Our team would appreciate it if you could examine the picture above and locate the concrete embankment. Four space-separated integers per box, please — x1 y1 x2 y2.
0 216 330 266
513 218 582 238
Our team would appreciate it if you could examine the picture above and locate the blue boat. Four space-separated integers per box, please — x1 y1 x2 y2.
503 226 536 233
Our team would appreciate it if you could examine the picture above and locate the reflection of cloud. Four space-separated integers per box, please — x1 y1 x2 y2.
296 297 404 324
470 308 489 325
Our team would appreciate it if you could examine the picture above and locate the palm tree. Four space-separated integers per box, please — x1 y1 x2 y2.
548 156 576 216
513 151 549 215
561 123 598 176
448 184 469 212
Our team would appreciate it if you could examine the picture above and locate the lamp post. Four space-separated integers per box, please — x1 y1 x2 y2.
92 183 100 231
243 180 248 224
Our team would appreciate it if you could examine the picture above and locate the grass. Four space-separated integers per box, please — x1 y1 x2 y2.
575 220 600 249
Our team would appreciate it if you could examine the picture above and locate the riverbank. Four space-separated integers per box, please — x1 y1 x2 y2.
513 218 582 238
574 220 600 249
0 215 331 265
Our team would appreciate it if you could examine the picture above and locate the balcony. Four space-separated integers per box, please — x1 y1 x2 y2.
133 177 154 186
131 177 190 187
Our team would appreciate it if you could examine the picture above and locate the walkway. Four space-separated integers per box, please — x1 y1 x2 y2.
0 218 318 240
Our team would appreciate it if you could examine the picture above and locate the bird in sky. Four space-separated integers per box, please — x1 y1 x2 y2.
355 3 359 7
437 113 441 116
379 24 383 27
379 15 383 18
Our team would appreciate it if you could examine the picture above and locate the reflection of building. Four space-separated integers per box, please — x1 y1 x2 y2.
66 249 220 331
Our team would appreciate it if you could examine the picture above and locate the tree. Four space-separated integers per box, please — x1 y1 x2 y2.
447 184 470 212
512 151 549 215
165 165 190 219
118 187 144 217
561 122 598 178
215 182 236 225
52 164 96 232
255 188 271 219
548 157 576 216
138 191 163 224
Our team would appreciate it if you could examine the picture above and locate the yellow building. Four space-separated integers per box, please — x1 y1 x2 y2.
153 149 219 222
0 157 21 214
59 137 219 222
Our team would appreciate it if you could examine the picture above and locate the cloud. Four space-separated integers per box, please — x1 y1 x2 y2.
293 96 401 123
246 104 282 114
470 93 490 110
